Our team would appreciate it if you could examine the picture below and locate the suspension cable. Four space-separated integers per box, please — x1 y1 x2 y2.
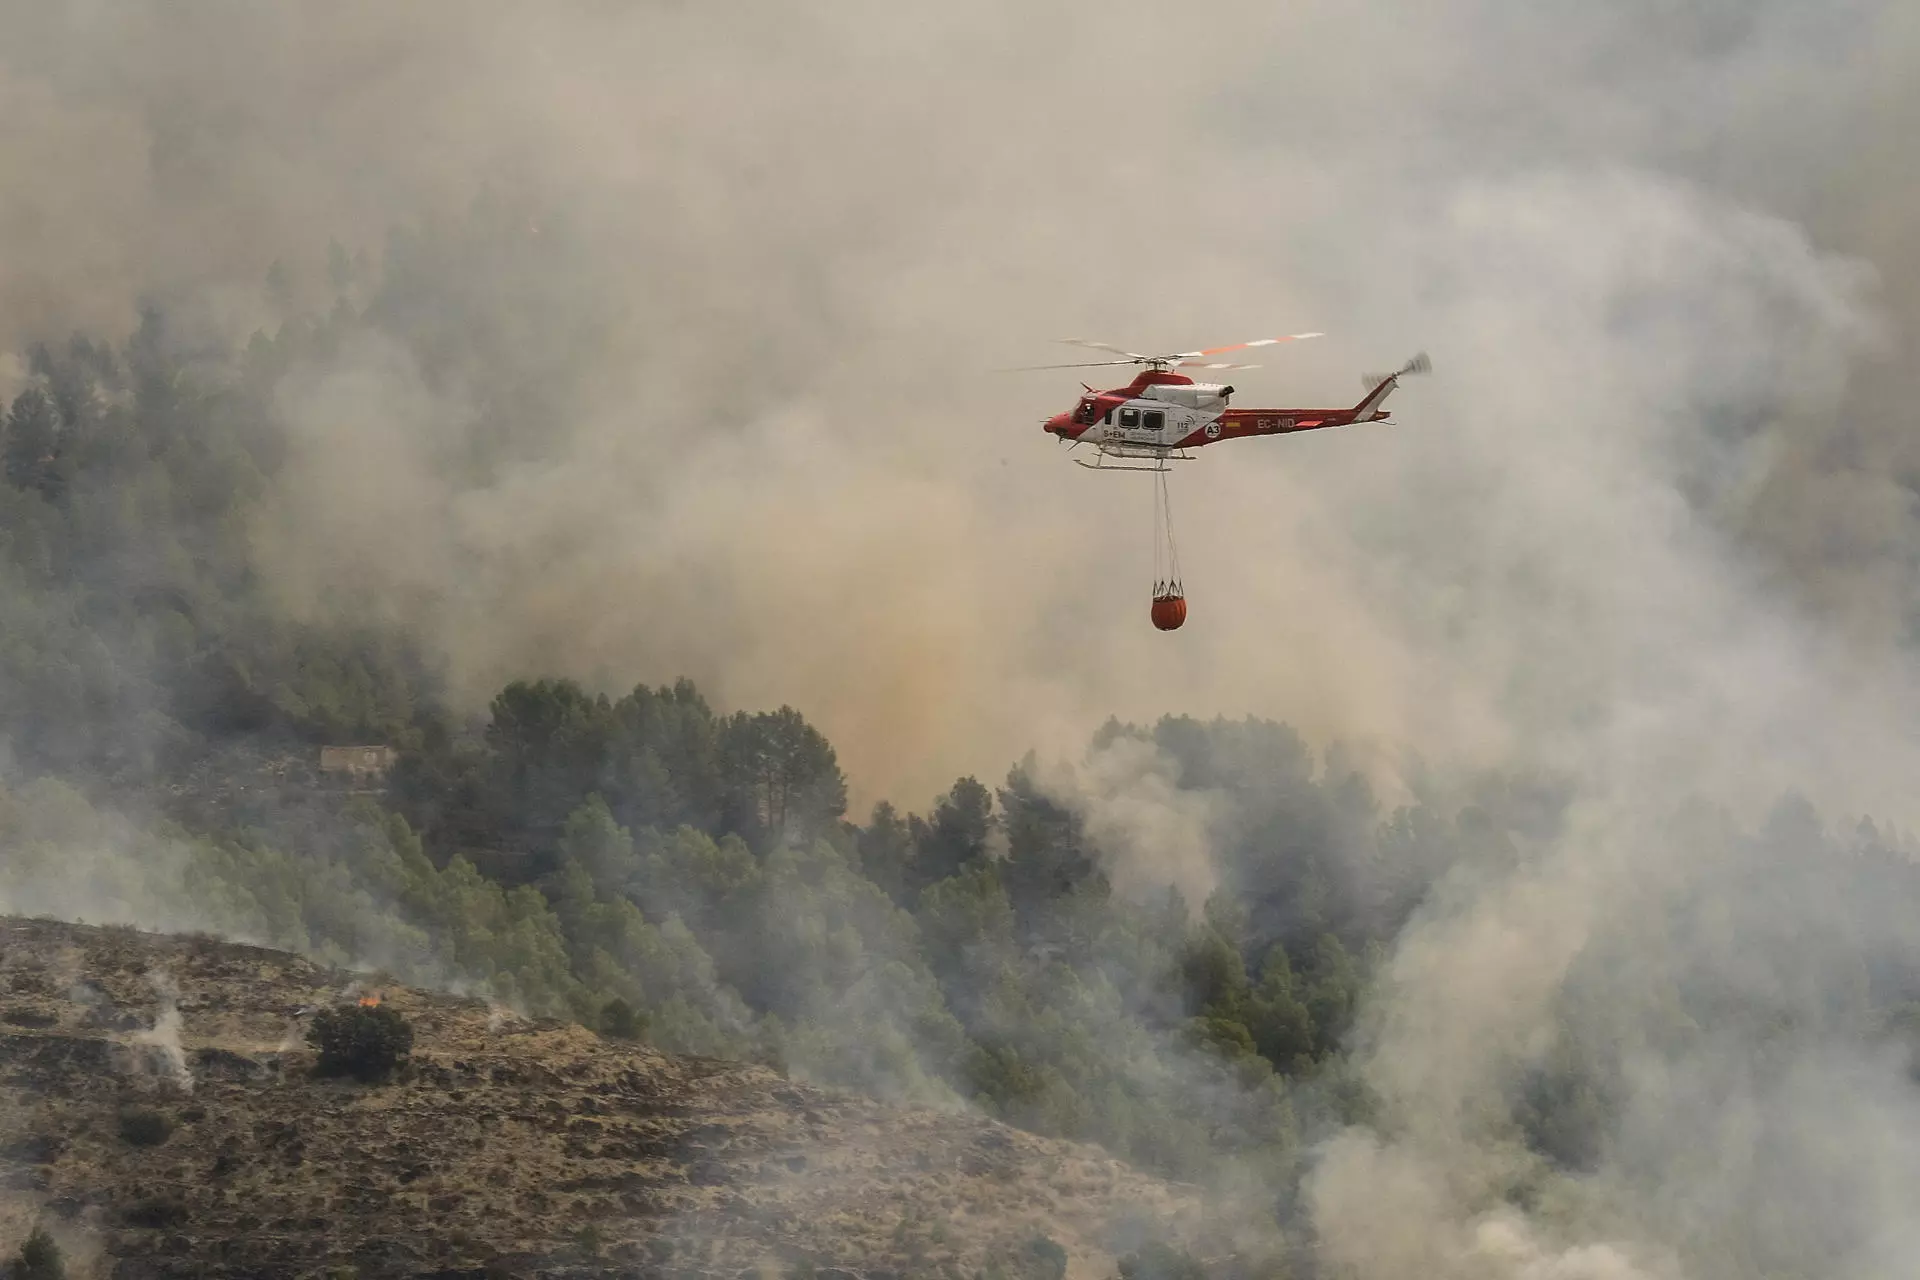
1151 469 1163 593
1151 464 1182 597
1161 467 1182 591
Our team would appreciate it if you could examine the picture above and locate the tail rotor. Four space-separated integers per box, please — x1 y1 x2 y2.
1360 351 1432 388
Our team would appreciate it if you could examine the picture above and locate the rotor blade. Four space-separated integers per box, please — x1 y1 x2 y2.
997 358 1143 371
1172 332 1324 359
1359 353 1433 387
1055 339 1149 359
1174 360 1262 371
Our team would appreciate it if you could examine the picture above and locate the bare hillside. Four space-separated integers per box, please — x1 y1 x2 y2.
0 918 1212 1279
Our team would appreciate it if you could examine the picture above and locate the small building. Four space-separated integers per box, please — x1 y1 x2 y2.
318 745 399 782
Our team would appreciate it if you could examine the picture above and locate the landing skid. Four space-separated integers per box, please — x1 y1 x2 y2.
1070 444 1194 473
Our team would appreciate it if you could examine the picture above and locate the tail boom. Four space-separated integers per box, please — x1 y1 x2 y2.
1188 350 1428 447
1190 401 1386 446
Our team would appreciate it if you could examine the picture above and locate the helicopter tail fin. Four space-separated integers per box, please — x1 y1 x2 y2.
1351 351 1430 420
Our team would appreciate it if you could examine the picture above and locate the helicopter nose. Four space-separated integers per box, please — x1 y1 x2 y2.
1043 412 1072 436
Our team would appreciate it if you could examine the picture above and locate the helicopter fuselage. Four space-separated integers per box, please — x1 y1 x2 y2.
1042 368 1396 456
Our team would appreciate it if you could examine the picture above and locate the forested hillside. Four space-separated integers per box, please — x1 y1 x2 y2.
0 211 1420 1188
8 211 1920 1263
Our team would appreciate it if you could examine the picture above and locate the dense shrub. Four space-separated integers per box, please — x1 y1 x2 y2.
122 1198 189 1229
307 1004 415 1082
598 997 647 1041
117 1106 173 1147
1118 1243 1207 1280
1020 1236 1068 1280
11 1226 64 1280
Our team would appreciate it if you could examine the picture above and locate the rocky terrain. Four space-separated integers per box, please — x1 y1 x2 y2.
0 918 1215 1279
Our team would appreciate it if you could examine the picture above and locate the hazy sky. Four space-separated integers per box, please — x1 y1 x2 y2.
0 1 1914 821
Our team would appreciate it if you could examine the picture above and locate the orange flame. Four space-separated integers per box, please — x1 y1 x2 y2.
358 992 382 1008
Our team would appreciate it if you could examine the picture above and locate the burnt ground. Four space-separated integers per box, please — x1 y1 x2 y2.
0 918 1212 1279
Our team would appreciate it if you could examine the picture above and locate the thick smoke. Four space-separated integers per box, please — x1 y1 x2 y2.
1031 733 1227 910
0 1 1908 804
3 0 1920 1274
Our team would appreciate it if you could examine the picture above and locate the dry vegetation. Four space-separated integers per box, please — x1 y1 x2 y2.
0 918 1210 1279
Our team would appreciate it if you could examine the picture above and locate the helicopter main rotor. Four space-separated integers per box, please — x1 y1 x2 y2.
1005 332 1324 373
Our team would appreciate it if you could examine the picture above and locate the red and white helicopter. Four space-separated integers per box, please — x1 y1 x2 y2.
1015 333 1429 630
1028 333 1429 470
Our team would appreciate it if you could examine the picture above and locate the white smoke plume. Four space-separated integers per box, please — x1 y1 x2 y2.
1030 734 1227 910
126 969 192 1093
273 1018 303 1055
0 0 1909 808
1 1 1919 1274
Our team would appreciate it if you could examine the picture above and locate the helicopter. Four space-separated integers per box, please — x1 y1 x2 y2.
1012 333 1430 631
1024 335 1430 471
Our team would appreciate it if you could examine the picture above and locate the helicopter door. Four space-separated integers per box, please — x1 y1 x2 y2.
1117 406 1165 443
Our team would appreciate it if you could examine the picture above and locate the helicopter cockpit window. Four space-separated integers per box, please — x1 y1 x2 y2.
1119 408 1140 429
1074 401 1098 425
